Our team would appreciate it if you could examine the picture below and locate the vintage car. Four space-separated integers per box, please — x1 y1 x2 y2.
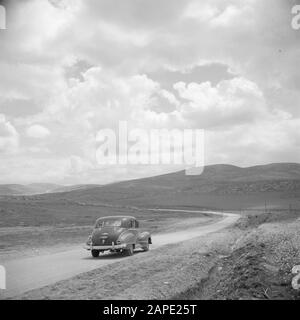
84 215 152 257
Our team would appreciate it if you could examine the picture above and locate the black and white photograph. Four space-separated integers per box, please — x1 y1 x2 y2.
0 0 300 306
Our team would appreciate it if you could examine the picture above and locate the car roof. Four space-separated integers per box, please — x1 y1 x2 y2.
96 215 136 222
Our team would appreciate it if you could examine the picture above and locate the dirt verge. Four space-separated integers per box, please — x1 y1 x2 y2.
174 215 300 300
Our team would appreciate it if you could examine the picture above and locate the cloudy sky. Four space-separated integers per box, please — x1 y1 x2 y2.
0 0 300 184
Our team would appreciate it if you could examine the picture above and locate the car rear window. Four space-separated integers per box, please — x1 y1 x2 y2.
95 219 122 228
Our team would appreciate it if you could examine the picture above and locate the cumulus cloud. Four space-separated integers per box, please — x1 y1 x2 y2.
173 77 266 128
206 115 300 166
0 0 299 183
26 124 50 139
0 114 19 154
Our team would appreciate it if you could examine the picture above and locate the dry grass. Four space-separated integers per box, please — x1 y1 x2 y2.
175 215 300 300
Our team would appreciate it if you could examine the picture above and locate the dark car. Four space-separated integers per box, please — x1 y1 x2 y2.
84 216 152 257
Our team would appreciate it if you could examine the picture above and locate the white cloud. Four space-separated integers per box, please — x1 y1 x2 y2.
183 2 218 21
26 124 50 139
69 155 94 174
0 0 299 183
0 114 19 154
173 77 266 128
206 116 300 166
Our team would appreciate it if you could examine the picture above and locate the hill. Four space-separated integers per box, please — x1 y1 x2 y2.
0 183 103 196
37 162 300 210
1 163 299 227
51 184 102 193
0 183 61 195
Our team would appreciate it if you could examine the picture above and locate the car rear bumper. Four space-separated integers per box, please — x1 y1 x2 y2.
84 243 127 251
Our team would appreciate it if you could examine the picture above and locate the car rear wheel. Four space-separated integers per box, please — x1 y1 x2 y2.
123 244 134 256
91 249 100 257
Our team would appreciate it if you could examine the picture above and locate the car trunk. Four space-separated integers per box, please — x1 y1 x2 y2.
91 226 125 246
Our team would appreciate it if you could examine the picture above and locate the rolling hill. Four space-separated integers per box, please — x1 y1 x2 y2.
51 184 102 193
0 183 103 196
38 162 300 210
1 163 299 227
0 183 61 196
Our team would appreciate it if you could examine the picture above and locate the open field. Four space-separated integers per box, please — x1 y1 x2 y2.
1 164 300 231
0 210 218 261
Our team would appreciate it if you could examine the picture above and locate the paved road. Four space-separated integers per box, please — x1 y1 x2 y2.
0 211 239 298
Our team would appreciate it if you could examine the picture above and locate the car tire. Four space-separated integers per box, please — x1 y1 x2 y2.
142 241 149 252
124 244 134 256
91 249 100 257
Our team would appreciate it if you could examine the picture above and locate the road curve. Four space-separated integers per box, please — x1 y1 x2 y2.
0 211 239 299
